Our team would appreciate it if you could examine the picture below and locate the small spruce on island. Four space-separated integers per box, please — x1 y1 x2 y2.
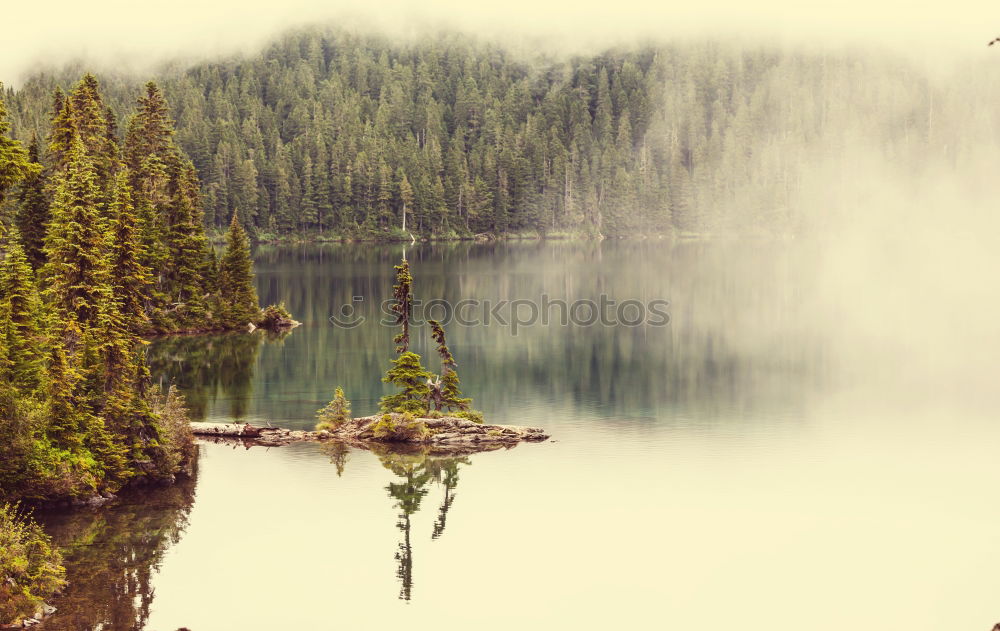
312 256 542 443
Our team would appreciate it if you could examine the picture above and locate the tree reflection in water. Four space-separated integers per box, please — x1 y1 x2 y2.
322 441 471 602
35 464 198 631
146 329 291 421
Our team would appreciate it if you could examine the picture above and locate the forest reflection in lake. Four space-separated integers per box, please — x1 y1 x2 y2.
33 241 1000 631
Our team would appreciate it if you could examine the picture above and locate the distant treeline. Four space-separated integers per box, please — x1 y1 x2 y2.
4 28 994 239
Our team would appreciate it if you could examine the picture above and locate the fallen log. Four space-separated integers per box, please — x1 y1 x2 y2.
189 422 262 438
189 415 549 451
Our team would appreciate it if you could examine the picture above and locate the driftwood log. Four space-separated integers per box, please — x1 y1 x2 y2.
189 422 262 438
189 415 549 450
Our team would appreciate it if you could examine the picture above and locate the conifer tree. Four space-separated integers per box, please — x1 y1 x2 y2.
0 236 43 388
218 210 259 326
107 171 152 333
42 138 112 329
163 157 209 318
14 137 49 270
390 258 413 353
316 386 352 430
428 319 471 412
380 351 432 414
45 87 74 174
68 75 119 205
0 86 37 207
379 256 432 413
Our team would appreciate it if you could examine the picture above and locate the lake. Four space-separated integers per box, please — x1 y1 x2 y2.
37 240 1000 630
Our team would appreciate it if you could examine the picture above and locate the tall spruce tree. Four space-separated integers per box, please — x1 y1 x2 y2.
428 319 471 412
218 210 259 327
42 138 112 329
14 137 49 270
380 257 431 413
390 258 413 353
0 236 43 388
0 86 37 207
163 157 208 317
107 171 152 333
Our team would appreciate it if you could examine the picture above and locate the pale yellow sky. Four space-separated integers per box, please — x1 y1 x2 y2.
1 0 997 85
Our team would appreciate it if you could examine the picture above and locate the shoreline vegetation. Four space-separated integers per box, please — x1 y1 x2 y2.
0 78 293 627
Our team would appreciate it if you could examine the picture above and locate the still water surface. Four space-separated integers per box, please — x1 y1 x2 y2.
39 241 999 630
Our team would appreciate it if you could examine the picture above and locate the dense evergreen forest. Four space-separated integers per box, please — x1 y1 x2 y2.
5 28 996 240
0 71 287 508
0 72 291 621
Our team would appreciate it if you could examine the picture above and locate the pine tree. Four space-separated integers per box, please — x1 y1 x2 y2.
380 351 432 414
163 157 208 318
67 74 119 209
316 386 352 430
0 236 43 388
390 258 413 353
123 83 173 305
381 257 430 413
107 171 152 333
45 87 74 174
218 210 259 327
14 137 49 270
428 319 471 412
0 86 37 207
42 138 112 329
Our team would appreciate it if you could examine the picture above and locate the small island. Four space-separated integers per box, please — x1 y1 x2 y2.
191 256 550 450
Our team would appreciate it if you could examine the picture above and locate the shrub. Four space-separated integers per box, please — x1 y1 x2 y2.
149 385 196 478
454 409 485 424
371 413 429 442
0 504 66 626
316 387 352 431
256 302 293 330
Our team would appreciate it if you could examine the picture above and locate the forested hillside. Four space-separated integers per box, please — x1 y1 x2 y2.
4 28 998 239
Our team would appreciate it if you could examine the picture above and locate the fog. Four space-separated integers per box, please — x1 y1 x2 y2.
2 0 996 86
4 1 999 410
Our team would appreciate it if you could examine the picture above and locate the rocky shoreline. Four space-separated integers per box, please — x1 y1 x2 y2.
0 604 56 629
190 414 549 450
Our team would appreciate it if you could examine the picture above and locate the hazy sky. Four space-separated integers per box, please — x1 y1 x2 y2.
2 0 996 85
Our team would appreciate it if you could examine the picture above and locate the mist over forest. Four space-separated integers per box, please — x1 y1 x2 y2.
4 26 999 240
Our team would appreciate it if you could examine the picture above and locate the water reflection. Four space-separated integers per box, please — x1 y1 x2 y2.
36 467 198 630
146 330 291 421
322 441 471 601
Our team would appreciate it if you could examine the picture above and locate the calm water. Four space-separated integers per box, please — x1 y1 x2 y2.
38 241 1000 630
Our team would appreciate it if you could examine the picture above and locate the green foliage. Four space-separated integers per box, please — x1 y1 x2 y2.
0 503 66 626
380 351 431 414
42 137 112 329
390 258 413 353
148 385 196 477
0 85 38 207
0 75 219 503
371 412 429 442
453 409 485 424
13 137 48 269
107 171 152 333
316 386 351 431
427 319 472 412
257 302 292 330
218 210 259 327
0 236 43 388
